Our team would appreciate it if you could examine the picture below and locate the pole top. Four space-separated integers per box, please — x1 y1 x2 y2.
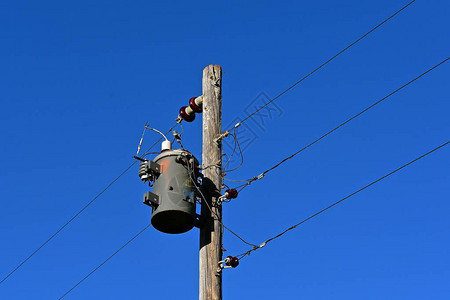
203 65 222 71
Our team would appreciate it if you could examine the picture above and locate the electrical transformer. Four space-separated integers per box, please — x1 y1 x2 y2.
139 147 199 234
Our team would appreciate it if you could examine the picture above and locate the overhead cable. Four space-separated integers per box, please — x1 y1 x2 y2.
59 224 151 299
236 140 449 259
225 0 417 133
232 56 449 193
0 123 178 285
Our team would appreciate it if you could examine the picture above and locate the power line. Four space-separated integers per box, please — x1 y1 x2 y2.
236 140 449 259
59 224 151 299
225 0 417 133
232 56 450 193
0 124 178 286
0 163 136 286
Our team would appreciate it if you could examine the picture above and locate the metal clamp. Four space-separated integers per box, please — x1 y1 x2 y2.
143 191 159 208
139 161 161 183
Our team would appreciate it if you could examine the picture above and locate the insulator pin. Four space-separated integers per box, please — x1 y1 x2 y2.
225 188 238 199
179 106 195 122
225 256 239 268
189 97 202 113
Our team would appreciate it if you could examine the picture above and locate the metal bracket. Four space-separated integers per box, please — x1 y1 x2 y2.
139 160 161 183
194 214 203 228
143 191 159 207
184 196 195 204
147 160 161 175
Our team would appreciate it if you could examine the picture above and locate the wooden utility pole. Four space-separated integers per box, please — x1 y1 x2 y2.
199 65 223 300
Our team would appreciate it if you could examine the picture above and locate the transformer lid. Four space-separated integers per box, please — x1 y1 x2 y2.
153 149 199 165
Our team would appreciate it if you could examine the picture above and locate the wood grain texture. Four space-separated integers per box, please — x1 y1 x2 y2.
199 65 223 300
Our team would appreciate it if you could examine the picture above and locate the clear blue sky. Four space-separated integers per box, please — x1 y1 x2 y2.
1 0 449 299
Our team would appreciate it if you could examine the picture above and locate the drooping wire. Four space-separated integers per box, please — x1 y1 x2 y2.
196 180 256 248
59 224 151 299
232 56 450 194
235 140 450 259
223 128 244 173
225 0 417 133
182 153 257 248
140 123 179 157
0 123 179 286
223 130 238 171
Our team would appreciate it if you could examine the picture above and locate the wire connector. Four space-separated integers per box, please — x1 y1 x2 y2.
214 131 230 145
173 130 183 148
136 122 149 156
251 242 267 251
249 173 265 184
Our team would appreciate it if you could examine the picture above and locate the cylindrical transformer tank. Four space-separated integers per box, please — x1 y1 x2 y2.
150 149 199 234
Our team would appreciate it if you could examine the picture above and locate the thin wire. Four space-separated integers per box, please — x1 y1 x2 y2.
184 155 257 248
189 159 257 247
142 123 179 157
0 123 178 286
179 122 184 137
234 56 450 193
136 122 148 156
198 183 257 248
223 130 238 171
145 126 169 142
223 178 250 183
224 128 245 173
59 224 151 299
0 164 136 286
172 122 185 149
141 152 160 158
236 140 450 259
226 0 417 132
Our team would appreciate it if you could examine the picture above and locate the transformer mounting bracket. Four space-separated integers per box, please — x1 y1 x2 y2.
143 191 159 207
